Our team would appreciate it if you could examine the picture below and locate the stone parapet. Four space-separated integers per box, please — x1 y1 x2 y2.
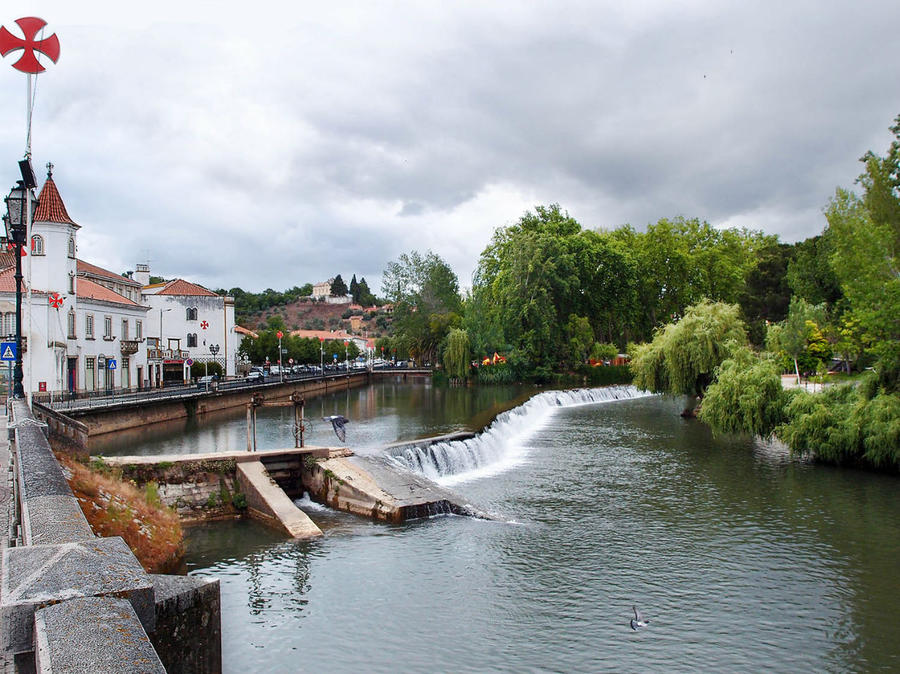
34 597 165 673
1 537 155 656
2 401 222 671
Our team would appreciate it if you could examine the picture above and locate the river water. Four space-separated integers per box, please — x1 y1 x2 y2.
98 381 900 672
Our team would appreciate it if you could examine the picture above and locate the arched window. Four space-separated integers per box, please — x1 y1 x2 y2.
67 237 76 258
186 307 198 321
30 235 44 256
187 333 198 347
67 310 76 338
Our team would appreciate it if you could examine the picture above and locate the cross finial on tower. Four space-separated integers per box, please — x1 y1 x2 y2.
46 161 53 178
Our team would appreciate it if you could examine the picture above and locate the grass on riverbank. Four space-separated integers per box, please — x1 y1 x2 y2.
55 452 184 573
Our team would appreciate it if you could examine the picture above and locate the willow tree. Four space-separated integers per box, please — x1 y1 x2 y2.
699 348 790 437
630 301 747 415
443 328 471 380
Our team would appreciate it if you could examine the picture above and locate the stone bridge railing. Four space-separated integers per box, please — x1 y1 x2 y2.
1 399 221 673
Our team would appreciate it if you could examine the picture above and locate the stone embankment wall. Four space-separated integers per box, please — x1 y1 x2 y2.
68 373 369 439
1 400 221 673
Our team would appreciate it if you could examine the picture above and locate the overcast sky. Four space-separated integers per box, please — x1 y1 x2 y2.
1 1 899 294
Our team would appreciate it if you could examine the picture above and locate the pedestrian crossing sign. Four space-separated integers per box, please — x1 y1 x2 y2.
0 341 15 361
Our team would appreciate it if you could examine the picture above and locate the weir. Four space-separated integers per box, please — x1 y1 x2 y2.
388 386 650 483
104 444 488 534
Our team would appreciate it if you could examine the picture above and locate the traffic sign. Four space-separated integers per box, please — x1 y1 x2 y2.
186 358 194 366
107 358 117 370
0 341 15 361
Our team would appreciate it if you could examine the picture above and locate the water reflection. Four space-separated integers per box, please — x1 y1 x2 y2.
169 389 898 672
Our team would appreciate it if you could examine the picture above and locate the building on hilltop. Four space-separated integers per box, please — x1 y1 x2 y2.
0 165 237 397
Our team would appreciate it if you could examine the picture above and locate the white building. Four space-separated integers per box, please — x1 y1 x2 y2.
141 275 238 383
0 167 236 397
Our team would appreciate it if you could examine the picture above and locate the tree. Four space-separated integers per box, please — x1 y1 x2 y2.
443 328 471 380
766 297 827 384
566 314 594 367
381 251 462 365
330 275 348 297
738 241 795 346
349 274 359 303
630 301 747 415
591 342 618 362
699 348 790 437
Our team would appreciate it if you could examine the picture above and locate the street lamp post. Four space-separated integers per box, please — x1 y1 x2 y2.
344 340 349 373
319 337 324 378
276 331 284 382
4 177 38 399
207 343 219 391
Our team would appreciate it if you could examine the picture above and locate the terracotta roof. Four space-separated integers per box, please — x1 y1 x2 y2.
77 277 140 306
156 279 218 297
0 252 16 272
290 329 364 342
77 259 142 286
0 267 45 295
35 177 78 227
234 325 258 338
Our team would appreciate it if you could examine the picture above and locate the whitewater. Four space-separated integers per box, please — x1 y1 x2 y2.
387 385 651 486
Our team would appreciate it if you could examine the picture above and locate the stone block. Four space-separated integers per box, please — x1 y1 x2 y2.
34 596 164 673
150 575 222 674
1 537 155 655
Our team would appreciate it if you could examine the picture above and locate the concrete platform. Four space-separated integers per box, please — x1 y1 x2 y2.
236 461 322 539
305 454 489 522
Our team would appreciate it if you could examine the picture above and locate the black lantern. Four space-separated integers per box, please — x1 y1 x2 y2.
4 177 39 398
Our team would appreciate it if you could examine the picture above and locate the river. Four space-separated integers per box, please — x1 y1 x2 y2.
97 381 900 672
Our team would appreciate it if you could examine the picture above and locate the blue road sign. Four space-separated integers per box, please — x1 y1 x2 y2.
0 341 16 361
107 359 117 370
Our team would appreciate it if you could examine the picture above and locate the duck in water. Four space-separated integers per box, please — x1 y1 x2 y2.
630 606 650 630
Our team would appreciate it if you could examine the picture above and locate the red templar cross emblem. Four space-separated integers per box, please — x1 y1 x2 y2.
200 320 209 330
0 17 60 74
48 292 63 309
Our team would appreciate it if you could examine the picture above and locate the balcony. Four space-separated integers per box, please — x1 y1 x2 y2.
120 339 141 356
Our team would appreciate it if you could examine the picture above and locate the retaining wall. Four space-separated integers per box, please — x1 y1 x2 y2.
1 400 221 672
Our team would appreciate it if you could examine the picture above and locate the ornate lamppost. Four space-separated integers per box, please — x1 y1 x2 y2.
3 175 38 398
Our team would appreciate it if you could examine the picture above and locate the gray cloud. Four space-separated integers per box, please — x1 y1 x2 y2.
0 1 898 294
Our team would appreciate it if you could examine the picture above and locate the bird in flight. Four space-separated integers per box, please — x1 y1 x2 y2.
630 605 650 630
323 415 349 443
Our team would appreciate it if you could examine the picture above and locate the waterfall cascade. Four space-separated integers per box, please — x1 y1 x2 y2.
387 385 650 485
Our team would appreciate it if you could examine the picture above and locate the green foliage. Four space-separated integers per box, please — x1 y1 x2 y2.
190 361 223 379
443 328 471 379
699 349 789 437
738 241 795 346
330 274 349 297
381 250 462 364
591 342 618 362
630 301 747 399
580 364 633 386
566 315 594 367
766 297 828 379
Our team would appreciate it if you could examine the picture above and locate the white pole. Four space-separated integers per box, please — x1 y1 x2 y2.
25 73 33 405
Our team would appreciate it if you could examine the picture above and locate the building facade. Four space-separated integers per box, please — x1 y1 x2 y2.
0 167 236 397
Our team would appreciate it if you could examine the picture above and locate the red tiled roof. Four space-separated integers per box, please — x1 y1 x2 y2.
290 329 364 342
0 252 16 272
35 177 78 227
77 277 140 306
77 259 141 286
156 279 218 297
0 267 46 295
0 267 17 293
